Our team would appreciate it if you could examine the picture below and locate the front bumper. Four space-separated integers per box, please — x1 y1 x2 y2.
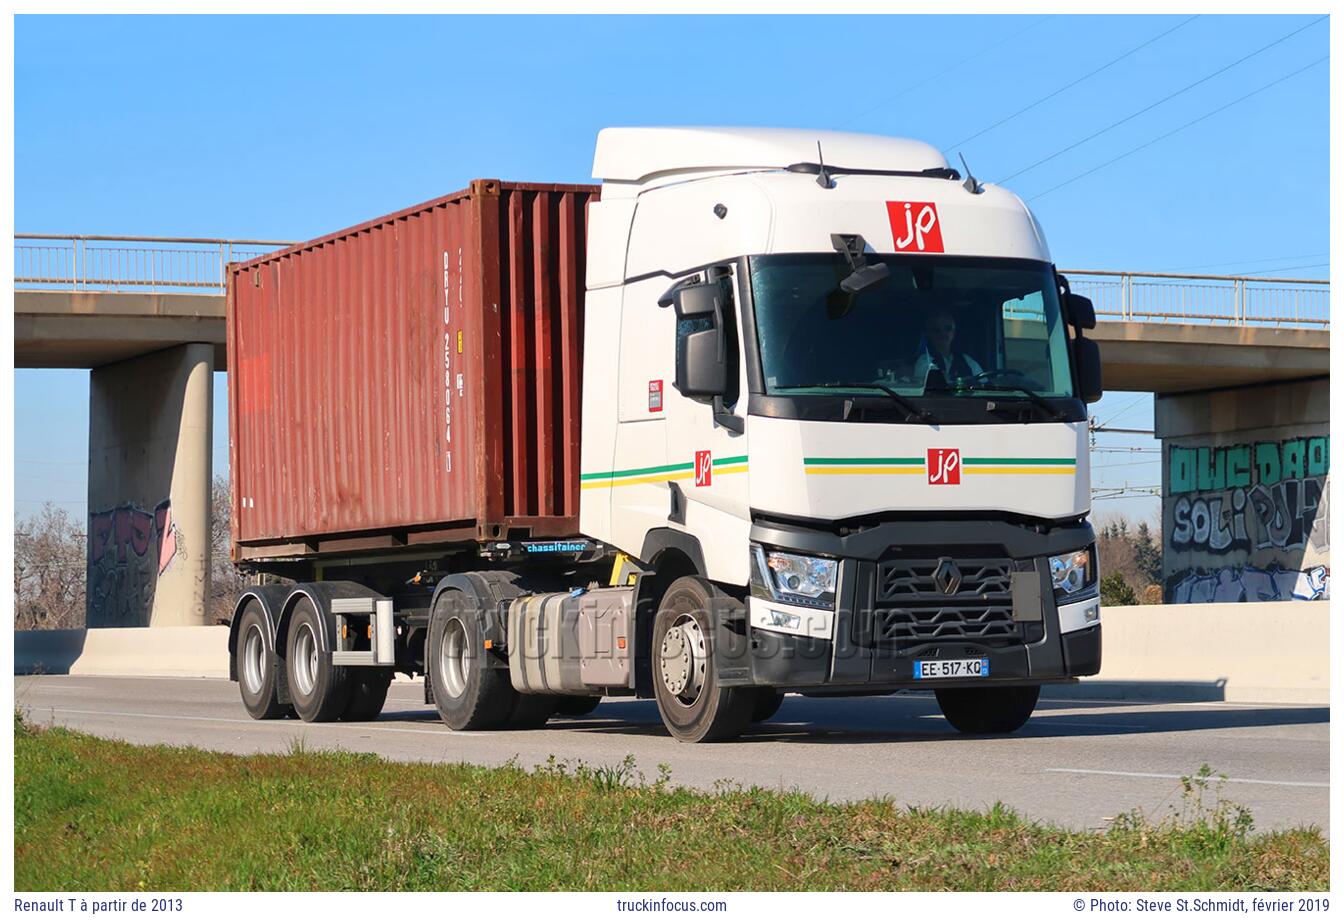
718 516 1102 690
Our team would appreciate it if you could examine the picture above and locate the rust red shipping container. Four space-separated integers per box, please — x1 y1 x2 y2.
227 180 599 561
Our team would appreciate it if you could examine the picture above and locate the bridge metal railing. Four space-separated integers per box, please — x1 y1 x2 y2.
14 234 293 295
1062 269 1329 328
14 235 1330 326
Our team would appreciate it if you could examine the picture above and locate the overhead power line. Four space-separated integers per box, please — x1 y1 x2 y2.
1096 393 1150 429
1091 426 1155 435
1161 251 1329 272
1028 55 1328 201
1093 488 1162 501
1091 459 1163 471
942 15 1199 153
1237 262 1330 276
999 15 1327 184
838 16 1052 129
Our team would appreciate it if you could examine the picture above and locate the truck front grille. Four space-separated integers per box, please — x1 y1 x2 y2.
869 557 1024 650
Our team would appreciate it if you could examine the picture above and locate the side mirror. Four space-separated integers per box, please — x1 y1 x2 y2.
673 279 731 398
1074 335 1103 404
1066 292 1096 330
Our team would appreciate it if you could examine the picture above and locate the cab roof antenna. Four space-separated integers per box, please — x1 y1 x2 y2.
816 141 835 189
958 152 983 194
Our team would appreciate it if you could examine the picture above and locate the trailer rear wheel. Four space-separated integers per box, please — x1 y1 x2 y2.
341 670 392 721
285 597 352 722
651 576 754 743
236 600 290 720
935 684 1040 735
428 590 515 730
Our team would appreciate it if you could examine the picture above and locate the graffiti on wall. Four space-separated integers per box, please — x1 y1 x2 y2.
1169 563 1329 604
1165 435 1329 603
87 499 182 626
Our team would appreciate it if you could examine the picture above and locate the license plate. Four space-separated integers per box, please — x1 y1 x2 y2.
913 657 990 680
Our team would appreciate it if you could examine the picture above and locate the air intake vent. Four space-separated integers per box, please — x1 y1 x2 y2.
874 605 1021 647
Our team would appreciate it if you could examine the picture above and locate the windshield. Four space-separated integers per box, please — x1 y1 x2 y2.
749 255 1075 399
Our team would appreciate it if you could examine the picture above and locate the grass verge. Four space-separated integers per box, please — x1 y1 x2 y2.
14 714 1327 891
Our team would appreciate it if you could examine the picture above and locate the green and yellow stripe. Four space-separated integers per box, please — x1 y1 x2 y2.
581 455 748 490
804 456 1076 476
962 457 1076 475
803 457 924 475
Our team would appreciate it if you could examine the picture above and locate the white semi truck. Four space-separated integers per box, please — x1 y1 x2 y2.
228 127 1103 742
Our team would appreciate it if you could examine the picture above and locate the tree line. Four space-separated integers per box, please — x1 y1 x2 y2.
1096 516 1164 606
14 477 243 630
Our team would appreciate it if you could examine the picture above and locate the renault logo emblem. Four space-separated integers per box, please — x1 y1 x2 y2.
933 558 962 595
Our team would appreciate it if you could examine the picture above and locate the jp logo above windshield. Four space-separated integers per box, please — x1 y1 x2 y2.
887 201 944 253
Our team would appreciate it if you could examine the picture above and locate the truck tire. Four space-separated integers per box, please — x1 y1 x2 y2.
284 597 352 722
428 589 515 730
651 576 754 743
554 696 602 718
935 684 1040 735
236 599 291 720
341 670 392 721
751 690 785 723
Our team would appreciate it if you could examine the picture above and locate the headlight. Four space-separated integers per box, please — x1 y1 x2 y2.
1049 548 1096 597
750 546 838 609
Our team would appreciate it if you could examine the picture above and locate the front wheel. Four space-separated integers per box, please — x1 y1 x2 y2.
935 684 1040 735
651 576 754 743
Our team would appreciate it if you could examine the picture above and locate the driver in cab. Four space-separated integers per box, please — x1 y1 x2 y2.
913 308 982 385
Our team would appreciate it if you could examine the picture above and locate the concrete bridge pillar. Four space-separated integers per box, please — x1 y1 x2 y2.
1156 377 1329 604
86 343 213 627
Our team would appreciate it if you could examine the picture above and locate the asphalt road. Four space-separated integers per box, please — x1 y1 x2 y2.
15 674 1329 835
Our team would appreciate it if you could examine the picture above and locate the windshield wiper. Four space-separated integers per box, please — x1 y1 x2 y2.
968 384 1065 422
808 382 937 424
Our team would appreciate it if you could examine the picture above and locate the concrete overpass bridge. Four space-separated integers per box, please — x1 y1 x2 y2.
16 237 1330 390
14 234 1331 625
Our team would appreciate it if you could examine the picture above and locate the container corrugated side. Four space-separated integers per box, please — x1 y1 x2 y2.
227 180 598 560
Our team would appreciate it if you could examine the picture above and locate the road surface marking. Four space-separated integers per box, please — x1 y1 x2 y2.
1046 767 1327 789
28 707 487 738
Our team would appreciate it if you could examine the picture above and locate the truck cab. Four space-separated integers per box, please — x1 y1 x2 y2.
227 126 1102 743
579 127 1103 738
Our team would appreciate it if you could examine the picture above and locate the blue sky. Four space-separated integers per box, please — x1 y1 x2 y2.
13 13 1330 524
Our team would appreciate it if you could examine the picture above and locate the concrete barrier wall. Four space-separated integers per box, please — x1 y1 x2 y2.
14 602 1329 704
15 626 230 679
1082 600 1328 705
